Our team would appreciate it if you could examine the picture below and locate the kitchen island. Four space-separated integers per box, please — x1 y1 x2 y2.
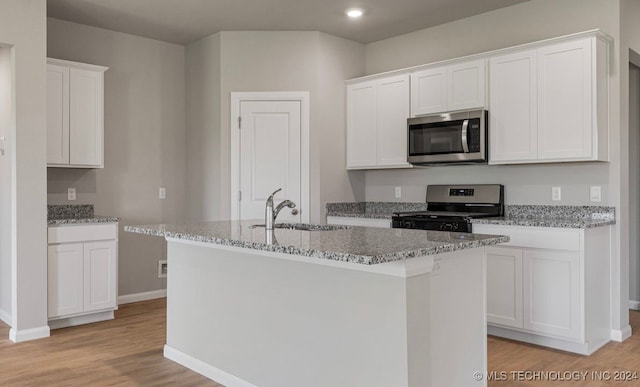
126 221 508 387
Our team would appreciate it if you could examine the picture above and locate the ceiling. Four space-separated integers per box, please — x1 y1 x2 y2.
47 0 530 45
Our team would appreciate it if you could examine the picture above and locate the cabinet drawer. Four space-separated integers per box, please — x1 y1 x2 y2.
474 224 580 251
48 223 117 244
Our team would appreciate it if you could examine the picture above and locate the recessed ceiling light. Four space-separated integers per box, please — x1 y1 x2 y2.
346 8 364 18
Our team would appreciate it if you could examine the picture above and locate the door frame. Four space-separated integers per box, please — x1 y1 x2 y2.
230 91 310 223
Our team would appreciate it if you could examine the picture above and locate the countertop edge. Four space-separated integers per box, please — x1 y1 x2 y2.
124 225 509 265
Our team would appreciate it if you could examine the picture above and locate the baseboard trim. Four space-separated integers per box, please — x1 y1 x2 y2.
630 300 640 310
611 325 633 342
49 311 114 330
118 289 167 305
164 345 256 387
9 325 50 343
0 308 12 327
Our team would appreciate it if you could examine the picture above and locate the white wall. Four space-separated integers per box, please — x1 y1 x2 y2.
0 47 12 325
187 31 365 223
363 0 635 336
46 18 187 297
0 0 48 340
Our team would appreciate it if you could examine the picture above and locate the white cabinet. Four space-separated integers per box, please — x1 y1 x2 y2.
489 35 610 164
47 58 108 168
523 249 581 339
475 224 610 355
486 246 523 328
411 59 486 116
346 74 411 169
48 223 118 328
489 50 538 162
326 216 392 228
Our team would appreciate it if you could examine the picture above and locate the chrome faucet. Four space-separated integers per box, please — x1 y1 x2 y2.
265 188 297 230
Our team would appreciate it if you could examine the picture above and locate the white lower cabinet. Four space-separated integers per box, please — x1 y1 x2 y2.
48 223 118 328
326 216 391 228
476 224 610 355
486 247 523 329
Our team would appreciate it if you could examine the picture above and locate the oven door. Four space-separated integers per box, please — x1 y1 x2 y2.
407 110 486 164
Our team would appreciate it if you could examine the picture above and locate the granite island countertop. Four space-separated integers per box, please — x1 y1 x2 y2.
47 204 120 225
125 220 509 265
471 205 615 229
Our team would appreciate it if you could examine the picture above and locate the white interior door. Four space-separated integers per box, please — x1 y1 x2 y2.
239 100 302 222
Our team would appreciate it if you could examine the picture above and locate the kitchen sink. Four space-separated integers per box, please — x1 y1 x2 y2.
251 223 352 231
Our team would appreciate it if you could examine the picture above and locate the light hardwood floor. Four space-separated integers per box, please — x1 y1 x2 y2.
488 310 640 386
0 299 638 386
0 298 220 386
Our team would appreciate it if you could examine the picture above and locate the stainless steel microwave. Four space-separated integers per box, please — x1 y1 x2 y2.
407 109 487 165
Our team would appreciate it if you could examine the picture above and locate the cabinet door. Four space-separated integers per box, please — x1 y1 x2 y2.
70 68 104 167
537 38 593 160
486 247 523 328
523 250 581 339
448 59 486 112
47 64 70 165
83 240 117 312
411 67 447 116
376 74 410 167
347 80 377 168
48 243 84 318
489 50 538 163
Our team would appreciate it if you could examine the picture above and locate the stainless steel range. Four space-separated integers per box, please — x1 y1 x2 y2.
392 184 504 233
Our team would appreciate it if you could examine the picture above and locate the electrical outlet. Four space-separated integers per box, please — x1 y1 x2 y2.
159 187 166 200
590 186 602 202
552 186 561 201
67 187 76 201
395 186 402 199
158 260 167 278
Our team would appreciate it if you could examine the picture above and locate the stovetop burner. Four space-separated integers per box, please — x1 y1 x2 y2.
392 184 504 233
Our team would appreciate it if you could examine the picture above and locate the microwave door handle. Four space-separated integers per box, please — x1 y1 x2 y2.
461 119 470 153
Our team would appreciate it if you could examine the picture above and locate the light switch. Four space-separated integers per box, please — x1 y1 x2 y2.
552 186 561 201
68 188 76 201
0 136 5 156
590 186 602 202
159 187 166 200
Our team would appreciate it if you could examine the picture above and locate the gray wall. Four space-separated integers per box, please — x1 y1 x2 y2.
47 18 187 297
629 63 639 304
0 47 12 324
186 31 365 223
0 0 48 335
185 33 221 222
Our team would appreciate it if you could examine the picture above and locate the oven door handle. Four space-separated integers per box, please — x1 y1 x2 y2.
461 119 470 153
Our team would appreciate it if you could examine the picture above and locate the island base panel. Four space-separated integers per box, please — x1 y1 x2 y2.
164 241 487 387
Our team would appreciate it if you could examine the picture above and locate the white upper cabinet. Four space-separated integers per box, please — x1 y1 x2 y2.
47 58 108 168
489 49 538 162
489 35 609 164
410 67 447 116
448 60 486 112
537 39 593 160
347 74 410 169
411 59 486 116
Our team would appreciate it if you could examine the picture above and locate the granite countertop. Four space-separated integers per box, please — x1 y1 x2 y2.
326 202 428 219
471 205 616 229
47 204 119 225
125 220 509 265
